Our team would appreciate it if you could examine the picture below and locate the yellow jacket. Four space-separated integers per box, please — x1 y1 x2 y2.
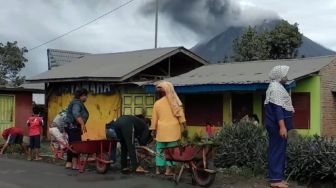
150 97 186 142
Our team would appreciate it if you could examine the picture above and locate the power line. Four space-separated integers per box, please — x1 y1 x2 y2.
28 0 136 52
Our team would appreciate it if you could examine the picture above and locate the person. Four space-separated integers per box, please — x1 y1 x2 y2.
105 119 118 163
0 127 26 155
235 106 250 123
27 107 44 161
150 81 186 176
264 65 294 188
251 114 260 126
205 122 215 139
49 109 68 149
65 88 89 169
113 115 152 173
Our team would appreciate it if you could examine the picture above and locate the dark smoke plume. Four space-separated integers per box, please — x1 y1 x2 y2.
141 0 279 39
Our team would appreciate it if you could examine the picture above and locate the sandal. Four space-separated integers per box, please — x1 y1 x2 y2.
121 168 131 174
34 157 43 161
164 172 175 177
282 181 289 186
270 182 289 188
65 162 72 169
155 168 161 175
136 170 149 174
135 166 149 174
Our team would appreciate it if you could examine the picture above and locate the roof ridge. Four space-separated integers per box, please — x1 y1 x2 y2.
48 48 89 54
203 55 336 66
86 46 182 56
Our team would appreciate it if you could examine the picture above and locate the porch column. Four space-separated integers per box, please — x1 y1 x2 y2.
253 93 263 124
223 93 232 125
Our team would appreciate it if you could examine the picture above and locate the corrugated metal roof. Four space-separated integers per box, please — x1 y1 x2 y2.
20 83 45 91
28 47 207 83
47 49 89 70
166 55 336 86
0 83 44 93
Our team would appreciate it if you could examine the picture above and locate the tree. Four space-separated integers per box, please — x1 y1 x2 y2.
233 26 269 62
0 41 28 86
233 20 302 61
267 21 302 59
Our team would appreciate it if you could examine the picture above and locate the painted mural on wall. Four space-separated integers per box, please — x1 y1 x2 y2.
48 82 121 140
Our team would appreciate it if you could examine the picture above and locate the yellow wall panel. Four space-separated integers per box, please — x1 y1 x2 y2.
48 93 121 140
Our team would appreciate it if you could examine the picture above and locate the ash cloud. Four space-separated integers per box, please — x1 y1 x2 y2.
141 0 279 40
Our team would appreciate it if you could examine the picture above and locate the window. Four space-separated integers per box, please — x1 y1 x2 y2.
185 94 223 126
0 95 15 133
232 93 253 123
292 92 310 129
122 94 155 117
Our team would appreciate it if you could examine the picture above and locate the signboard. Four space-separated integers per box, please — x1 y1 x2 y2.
52 82 117 95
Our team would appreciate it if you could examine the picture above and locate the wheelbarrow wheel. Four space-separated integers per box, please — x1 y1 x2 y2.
96 153 110 174
191 161 216 187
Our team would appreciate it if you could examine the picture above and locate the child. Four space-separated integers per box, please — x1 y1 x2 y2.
0 127 26 155
27 107 43 161
250 114 260 126
205 122 216 139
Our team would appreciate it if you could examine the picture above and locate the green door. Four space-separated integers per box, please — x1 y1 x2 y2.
0 95 15 133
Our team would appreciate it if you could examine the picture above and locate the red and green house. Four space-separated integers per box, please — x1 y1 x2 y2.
146 55 336 137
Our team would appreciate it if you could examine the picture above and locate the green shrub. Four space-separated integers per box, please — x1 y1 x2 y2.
214 123 267 174
214 123 336 183
286 135 336 182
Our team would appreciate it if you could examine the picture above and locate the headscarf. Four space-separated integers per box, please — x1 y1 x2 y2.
264 65 295 112
156 81 183 118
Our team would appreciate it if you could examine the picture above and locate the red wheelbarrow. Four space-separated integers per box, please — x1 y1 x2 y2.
67 140 116 174
137 144 216 187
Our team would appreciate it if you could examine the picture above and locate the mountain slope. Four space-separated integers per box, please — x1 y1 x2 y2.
192 20 335 63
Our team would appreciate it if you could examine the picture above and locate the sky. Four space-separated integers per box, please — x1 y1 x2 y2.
0 0 335 78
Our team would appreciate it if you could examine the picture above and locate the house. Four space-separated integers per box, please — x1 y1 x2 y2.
145 55 336 137
26 47 207 140
0 83 44 135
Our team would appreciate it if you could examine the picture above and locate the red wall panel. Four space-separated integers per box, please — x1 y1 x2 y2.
15 92 33 135
185 94 223 126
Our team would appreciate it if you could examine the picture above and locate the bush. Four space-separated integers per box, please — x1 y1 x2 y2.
214 124 336 183
286 135 336 183
214 123 267 174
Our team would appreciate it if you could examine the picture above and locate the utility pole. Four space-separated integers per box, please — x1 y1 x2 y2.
154 0 158 48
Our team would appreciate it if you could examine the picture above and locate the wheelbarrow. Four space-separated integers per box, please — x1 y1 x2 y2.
69 140 116 174
51 139 116 174
137 144 216 187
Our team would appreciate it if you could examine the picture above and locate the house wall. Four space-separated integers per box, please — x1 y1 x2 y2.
0 91 33 136
185 76 321 137
292 76 321 136
15 92 33 135
47 84 158 140
48 92 121 140
319 59 336 137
